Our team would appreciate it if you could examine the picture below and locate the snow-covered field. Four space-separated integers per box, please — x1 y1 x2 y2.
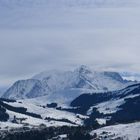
7 100 83 124
0 94 89 132
91 122 140 140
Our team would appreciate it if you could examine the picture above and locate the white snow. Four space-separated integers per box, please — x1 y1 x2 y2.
0 121 23 130
96 118 106 125
87 93 140 116
95 99 124 115
5 100 84 126
6 109 77 128
3 79 47 99
87 98 124 115
91 122 140 140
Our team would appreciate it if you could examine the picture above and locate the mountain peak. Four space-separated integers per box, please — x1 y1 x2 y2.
76 65 91 75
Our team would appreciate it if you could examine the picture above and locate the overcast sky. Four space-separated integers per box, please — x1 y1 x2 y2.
0 0 140 86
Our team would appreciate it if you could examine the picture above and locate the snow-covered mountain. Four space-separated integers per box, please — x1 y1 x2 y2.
0 66 140 139
0 77 140 139
33 65 128 91
3 79 48 99
2 66 132 102
1 65 140 139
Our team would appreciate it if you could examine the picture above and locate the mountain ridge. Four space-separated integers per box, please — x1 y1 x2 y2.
2 65 134 102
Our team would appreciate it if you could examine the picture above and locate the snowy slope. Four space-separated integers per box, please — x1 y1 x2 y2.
91 122 140 140
3 79 48 99
87 84 140 115
71 83 140 126
0 99 86 131
6 100 83 125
